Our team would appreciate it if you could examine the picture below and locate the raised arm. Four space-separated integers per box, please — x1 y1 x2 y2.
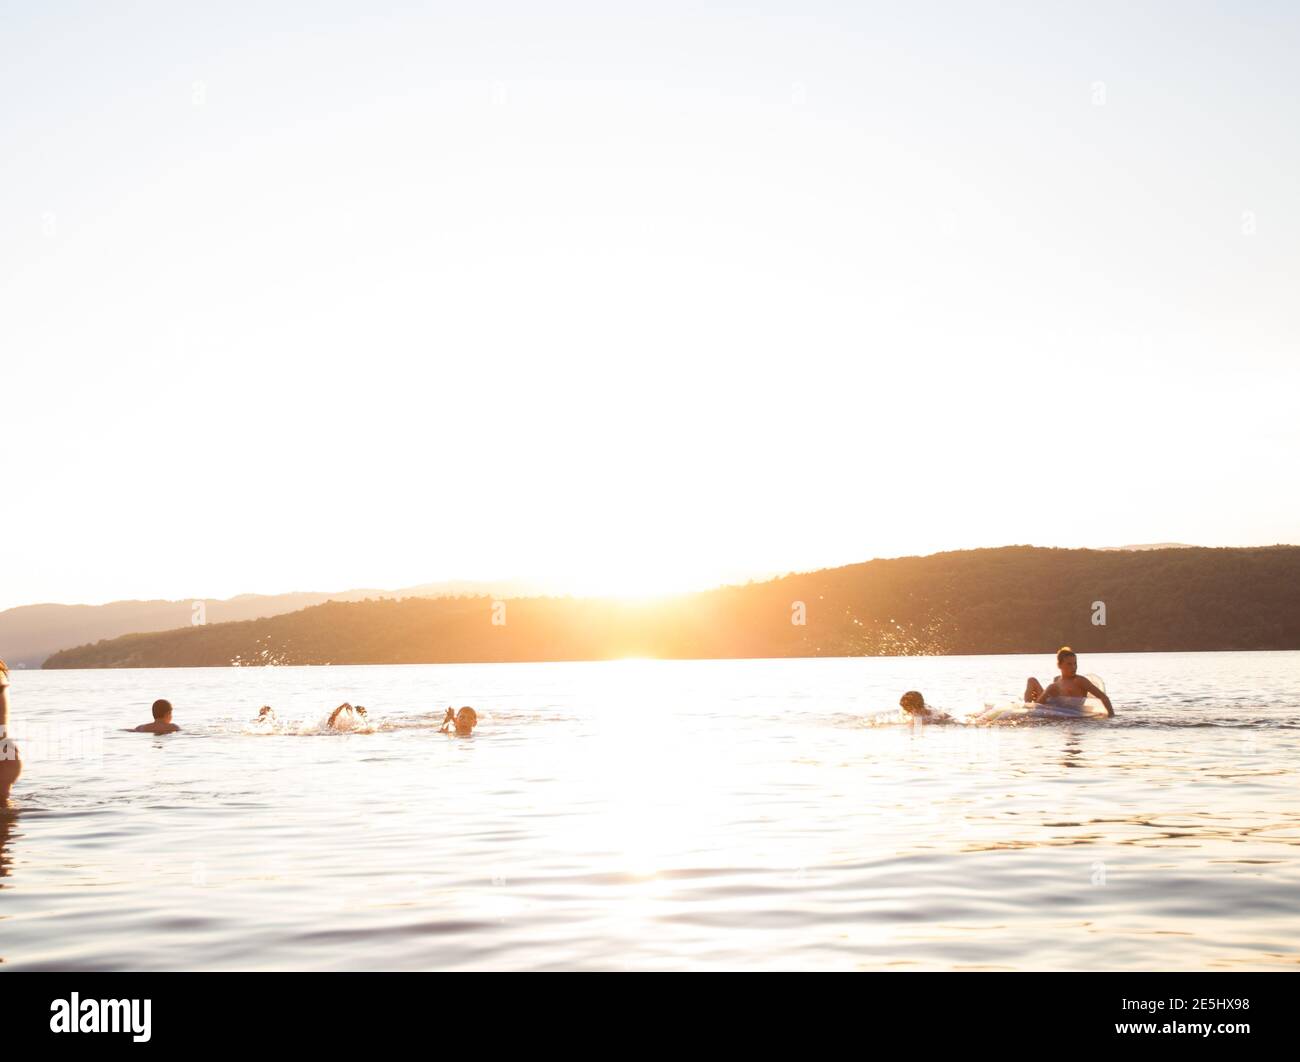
327 703 352 727
1080 677 1114 717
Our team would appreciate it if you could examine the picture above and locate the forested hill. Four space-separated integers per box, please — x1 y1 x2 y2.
42 545 1300 668
0 579 538 669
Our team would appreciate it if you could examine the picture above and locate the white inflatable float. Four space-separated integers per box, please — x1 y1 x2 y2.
971 674 1110 723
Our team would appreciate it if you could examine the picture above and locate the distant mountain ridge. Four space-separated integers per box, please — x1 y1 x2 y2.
0 580 538 668
1099 543 1198 551
41 545 1300 669
1 546 1207 666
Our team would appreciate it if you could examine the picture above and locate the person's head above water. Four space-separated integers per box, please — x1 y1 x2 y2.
899 691 927 715
1056 646 1078 676
130 698 180 733
443 706 477 734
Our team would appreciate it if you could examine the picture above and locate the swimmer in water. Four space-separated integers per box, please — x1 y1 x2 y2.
326 703 368 729
0 659 21 803
130 699 181 734
1024 647 1114 716
440 706 477 735
899 690 951 723
255 705 276 723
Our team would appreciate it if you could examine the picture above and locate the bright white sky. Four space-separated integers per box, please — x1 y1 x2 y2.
2 1 1298 610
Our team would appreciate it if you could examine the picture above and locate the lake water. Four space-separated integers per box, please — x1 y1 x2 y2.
2 652 1298 970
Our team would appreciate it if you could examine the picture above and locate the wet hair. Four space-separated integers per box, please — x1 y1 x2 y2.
457 706 477 726
1056 646 1077 664
151 698 173 720
899 691 926 715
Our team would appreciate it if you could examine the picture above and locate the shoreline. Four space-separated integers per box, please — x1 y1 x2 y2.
27 645 1300 672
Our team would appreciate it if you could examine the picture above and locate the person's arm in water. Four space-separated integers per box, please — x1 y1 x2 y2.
438 707 455 733
1079 676 1115 717
327 703 352 727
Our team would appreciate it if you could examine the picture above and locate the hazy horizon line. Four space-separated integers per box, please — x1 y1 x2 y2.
11 539 1288 615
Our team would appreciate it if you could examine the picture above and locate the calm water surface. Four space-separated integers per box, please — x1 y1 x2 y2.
2 652 1297 970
